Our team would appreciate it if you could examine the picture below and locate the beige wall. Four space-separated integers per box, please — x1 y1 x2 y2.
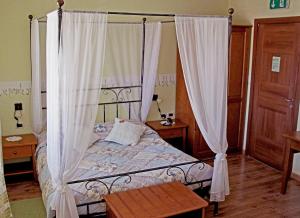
229 0 300 175
229 0 300 24
0 0 228 136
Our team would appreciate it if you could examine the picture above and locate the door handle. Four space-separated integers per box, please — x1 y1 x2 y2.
284 98 294 103
284 98 295 108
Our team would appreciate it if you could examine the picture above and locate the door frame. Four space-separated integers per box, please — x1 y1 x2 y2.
246 16 300 157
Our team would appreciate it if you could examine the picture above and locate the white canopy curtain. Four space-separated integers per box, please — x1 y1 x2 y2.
175 16 230 202
46 11 107 218
31 19 43 136
103 22 161 121
141 22 162 122
0 121 13 218
103 23 142 120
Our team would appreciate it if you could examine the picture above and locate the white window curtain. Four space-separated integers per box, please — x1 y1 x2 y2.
141 22 162 122
47 11 107 218
175 16 230 202
31 19 44 136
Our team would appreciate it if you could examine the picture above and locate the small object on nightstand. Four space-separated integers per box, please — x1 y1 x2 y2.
160 118 173 126
146 119 188 152
5 136 23 142
2 133 38 182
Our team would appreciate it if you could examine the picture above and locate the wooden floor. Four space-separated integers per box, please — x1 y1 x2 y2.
206 155 300 218
6 154 300 217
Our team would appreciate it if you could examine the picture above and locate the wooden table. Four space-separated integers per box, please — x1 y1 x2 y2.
146 119 188 152
2 134 38 181
104 181 208 218
281 131 300 194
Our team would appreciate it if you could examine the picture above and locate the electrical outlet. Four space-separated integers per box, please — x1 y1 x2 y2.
15 103 23 111
152 94 158 101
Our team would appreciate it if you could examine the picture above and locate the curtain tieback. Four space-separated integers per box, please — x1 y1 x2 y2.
216 153 227 162
56 184 67 194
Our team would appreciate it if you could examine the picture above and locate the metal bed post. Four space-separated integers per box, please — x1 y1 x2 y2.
57 0 64 48
228 8 234 52
139 17 147 121
28 15 33 84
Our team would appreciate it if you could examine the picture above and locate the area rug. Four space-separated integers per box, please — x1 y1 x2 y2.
10 197 46 218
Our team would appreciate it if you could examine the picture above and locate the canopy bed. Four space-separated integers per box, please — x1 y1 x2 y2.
29 1 233 217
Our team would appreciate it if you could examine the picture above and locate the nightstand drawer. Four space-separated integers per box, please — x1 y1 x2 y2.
3 146 32 159
158 128 183 139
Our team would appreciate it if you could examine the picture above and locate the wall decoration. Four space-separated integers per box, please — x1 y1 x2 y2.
156 73 176 87
0 74 176 97
0 81 31 97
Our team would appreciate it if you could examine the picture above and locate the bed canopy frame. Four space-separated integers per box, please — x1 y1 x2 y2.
29 0 234 122
30 1 234 217
29 2 234 122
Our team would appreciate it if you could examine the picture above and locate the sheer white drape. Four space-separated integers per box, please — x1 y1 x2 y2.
0 121 13 218
175 16 230 202
141 22 162 122
31 19 44 136
47 11 107 218
104 24 142 120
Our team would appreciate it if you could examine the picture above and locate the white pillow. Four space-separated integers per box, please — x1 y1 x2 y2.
105 121 146 146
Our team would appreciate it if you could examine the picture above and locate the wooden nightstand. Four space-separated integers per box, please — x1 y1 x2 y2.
2 134 38 181
146 119 188 151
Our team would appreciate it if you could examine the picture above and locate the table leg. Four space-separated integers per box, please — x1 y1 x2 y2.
32 144 37 182
281 142 294 194
202 208 205 218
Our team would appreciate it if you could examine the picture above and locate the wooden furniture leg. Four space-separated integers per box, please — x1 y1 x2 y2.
32 144 37 182
281 142 293 194
182 127 187 152
202 208 206 218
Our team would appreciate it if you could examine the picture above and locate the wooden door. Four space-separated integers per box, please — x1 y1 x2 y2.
227 26 251 152
248 17 300 170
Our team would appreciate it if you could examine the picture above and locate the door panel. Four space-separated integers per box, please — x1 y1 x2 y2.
228 31 245 96
227 26 251 152
227 101 241 148
249 20 300 170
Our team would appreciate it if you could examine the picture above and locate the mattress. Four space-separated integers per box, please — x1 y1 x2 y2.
36 121 213 216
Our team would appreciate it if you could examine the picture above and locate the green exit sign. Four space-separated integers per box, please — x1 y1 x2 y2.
270 0 290 9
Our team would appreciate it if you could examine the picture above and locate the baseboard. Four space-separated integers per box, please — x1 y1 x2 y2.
291 172 300 182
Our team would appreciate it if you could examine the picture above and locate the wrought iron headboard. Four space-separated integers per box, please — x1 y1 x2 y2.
97 85 142 122
41 84 142 122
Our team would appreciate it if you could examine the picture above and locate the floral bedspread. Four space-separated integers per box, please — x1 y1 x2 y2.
36 122 213 216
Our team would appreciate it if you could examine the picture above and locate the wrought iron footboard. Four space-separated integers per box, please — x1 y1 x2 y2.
67 160 216 217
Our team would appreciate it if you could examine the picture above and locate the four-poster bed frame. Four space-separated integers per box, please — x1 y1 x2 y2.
29 0 234 217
